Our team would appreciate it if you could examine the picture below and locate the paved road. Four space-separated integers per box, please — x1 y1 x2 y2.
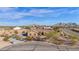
0 41 79 51
62 28 79 36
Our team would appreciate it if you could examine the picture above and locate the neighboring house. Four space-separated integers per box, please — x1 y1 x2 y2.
43 26 52 30
13 27 22 30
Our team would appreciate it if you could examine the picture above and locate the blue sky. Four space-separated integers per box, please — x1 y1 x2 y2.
0 7 79 26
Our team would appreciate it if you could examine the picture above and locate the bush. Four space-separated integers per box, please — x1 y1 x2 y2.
45 30 65 45
3 36 10 41
70 40 77 46
26 36 33 41
53 39 64 45
48 37 64 45
25 26 31 29
69 34 79 46
0 35 5 37
45 31 60 39
14 30 18 34
53 27 60 32
15 35 21 40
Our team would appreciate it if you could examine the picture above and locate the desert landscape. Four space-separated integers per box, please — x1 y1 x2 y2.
0 23 79 50
0 7 79 51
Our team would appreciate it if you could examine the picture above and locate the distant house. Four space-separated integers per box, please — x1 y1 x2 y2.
43 26 52 30
13 27 22 30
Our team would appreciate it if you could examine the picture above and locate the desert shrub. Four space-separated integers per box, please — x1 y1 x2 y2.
48 37 64 45
45 31 60 39
15 35 21 40
69 34 79 40
25 26 31 29
3 36 10 41
69 34 79 45
0 35 5 37
45 30 64 45
53 39 64 45
70 40 77 46
53 27 60 32
14 30 18 34
26 36 33 41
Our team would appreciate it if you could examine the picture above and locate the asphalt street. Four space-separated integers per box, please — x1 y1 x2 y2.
0 41 79 51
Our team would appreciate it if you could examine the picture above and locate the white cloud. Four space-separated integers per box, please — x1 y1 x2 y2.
0 8 69 20
68 9 79 14
29 9 54 13
22 9 55 17
0 7 79 20
0 7 17 12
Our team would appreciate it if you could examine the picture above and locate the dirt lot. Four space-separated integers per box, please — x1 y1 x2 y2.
0 37 12 49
